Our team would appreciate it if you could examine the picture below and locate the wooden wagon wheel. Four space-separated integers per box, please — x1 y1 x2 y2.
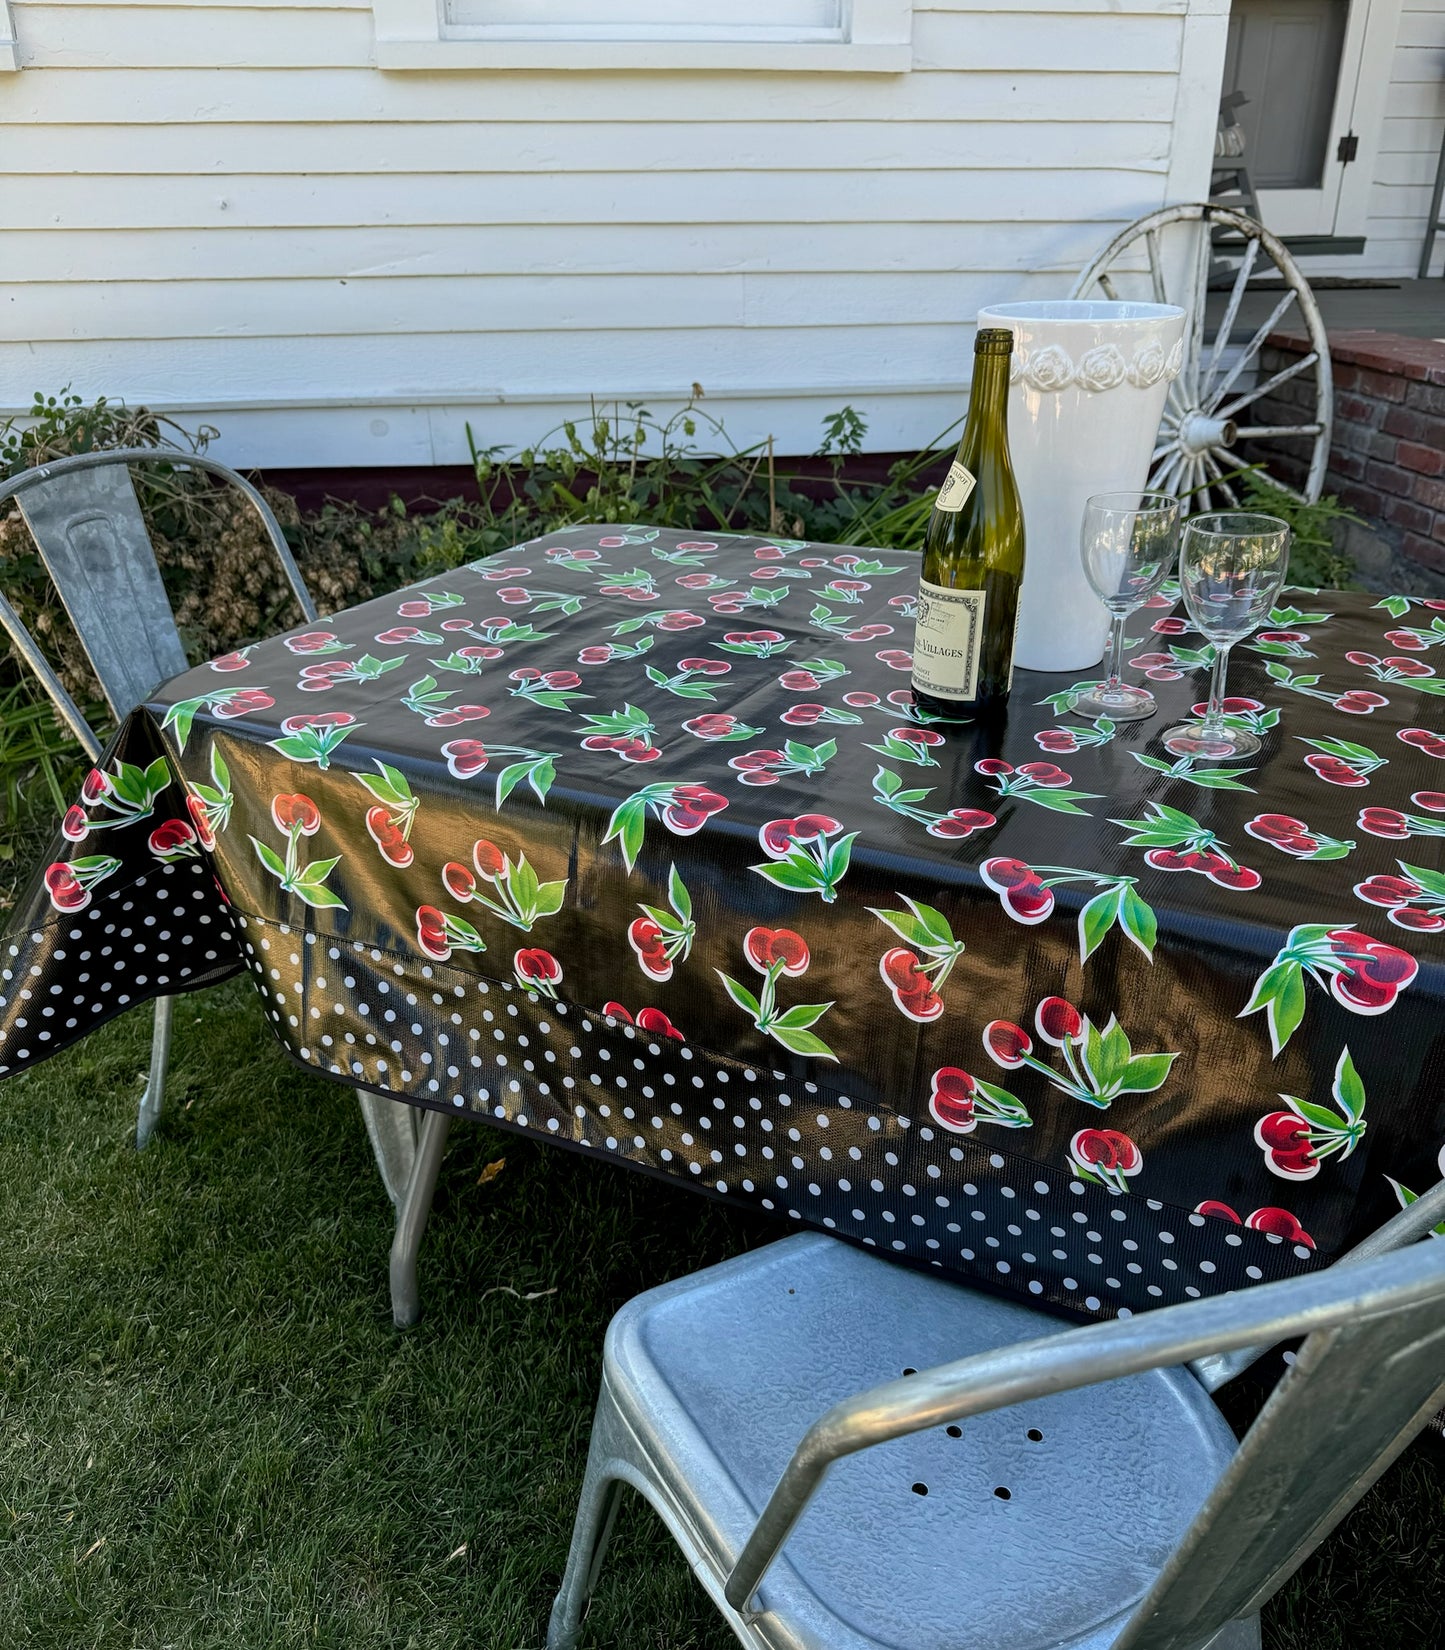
1070 203 1333 506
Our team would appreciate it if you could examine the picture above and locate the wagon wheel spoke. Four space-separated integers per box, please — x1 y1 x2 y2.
1183 220 1213 402
1215 350 1318 420
1149 442 1182 491
1207 290 1299 409
1202 448 1241 509
1201 235 1260 403
1098 271 1121 301
1146 228 1167 305
1233 422 1325 440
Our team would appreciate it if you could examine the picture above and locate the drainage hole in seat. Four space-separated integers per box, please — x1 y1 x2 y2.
902 1367 917 1376
993 1486 1012 1501
911 1482 929 1496
1026 1428 1044 1442
945 1425 962 1439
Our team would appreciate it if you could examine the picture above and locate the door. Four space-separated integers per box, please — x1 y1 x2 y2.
1221 0 1386 237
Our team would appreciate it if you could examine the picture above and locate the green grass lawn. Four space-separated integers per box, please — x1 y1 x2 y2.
2 977 1442 1649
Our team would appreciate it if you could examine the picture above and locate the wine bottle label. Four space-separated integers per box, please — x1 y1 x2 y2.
933 461 976 513
913 580 985 702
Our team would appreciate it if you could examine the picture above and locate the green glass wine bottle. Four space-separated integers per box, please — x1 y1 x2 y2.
911 327 1025 718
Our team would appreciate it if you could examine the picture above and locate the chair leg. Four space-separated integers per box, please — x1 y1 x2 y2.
135 994 175 1150
389 1107 452 1329
548 1413 629 1650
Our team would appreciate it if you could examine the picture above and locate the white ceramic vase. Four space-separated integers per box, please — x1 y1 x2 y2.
975 300 1186 674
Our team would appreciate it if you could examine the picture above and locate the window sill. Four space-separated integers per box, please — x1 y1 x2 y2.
375 37 911 71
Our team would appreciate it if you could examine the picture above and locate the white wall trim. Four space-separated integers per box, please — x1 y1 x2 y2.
1165 0 1230 205
1333 0 1408 240
373 0 913 71
1 0 20 73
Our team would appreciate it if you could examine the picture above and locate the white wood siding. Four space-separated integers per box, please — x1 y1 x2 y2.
1364 0 1445 276
0 0 1227 466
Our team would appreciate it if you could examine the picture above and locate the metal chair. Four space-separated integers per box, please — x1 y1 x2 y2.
548 1180 1445 1650
0 448 429 1313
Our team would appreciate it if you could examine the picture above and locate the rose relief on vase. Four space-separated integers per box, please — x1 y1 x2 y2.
978 301 1186 674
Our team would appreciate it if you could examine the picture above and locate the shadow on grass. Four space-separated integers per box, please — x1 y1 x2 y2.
1 977 1440 1648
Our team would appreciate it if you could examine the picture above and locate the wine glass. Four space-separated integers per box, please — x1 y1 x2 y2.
1072 492 1181 722
1161 512 1292 761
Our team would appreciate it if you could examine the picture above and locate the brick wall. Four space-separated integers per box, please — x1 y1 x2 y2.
1252 331 1445 578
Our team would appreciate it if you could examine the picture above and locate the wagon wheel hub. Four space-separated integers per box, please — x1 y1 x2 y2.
1178 412 1239 454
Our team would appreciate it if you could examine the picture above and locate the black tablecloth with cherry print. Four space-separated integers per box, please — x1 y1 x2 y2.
4 526 1444 1321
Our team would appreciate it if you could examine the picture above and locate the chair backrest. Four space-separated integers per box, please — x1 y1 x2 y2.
1120 1254 1445 1649
1 446 316 727
1189 1172 1445 1391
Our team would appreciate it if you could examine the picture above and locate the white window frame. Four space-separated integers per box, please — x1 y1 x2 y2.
373 0 912 72
1 1 20 72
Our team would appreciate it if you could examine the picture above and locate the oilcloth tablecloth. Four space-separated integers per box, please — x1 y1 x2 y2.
3 525 1444 1320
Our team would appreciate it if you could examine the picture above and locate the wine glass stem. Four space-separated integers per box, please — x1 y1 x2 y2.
1201 643 1232 734
1106 613 1127 690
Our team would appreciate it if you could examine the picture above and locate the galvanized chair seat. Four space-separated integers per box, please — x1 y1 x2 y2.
569 1235 1243 1650
549 1184 1445 1650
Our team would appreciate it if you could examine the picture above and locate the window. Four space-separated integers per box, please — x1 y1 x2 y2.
1 0 19 73
373 0 912 71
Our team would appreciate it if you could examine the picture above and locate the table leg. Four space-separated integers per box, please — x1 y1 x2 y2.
389 1107 453 1329
135 995 174 1151
356 1088 420 1210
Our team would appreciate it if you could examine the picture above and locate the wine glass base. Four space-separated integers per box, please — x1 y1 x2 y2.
1161 722 1260 761
1071 684 1157 722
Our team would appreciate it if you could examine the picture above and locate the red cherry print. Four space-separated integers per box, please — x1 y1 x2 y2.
213 688 275 719
744 926 809 976
441 739 489 777
515 947 562 984
186 792 217 850
1245 1207 1315 1248
271 793 321 835
1208 864 1262 891
1357 806 1410 839
880 947 925 990
682 713 740 739
928 1067 978 1133
44 863 90 912
470 839 506 879
416 905 451 961
984 1020 1032 1068
147 818 197 856
1354 874 1420 907
1195 1201 1242 1223
61 805 90 843
442 861 477 901
635 1006 685 1042
661 784 728 834
1071 1128 1141 1174
1035 996 1083 1046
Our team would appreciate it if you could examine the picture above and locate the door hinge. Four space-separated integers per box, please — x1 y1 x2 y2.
1337 132 1359 164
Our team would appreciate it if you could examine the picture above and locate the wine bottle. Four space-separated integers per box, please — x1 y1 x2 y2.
911 327 1025 718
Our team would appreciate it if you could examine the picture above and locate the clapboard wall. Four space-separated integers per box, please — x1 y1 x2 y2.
1363 0 1445 278
0 1 1226 465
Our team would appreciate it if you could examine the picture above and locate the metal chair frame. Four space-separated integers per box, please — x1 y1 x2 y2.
548 1178 1445 1650
0 446 435 1323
